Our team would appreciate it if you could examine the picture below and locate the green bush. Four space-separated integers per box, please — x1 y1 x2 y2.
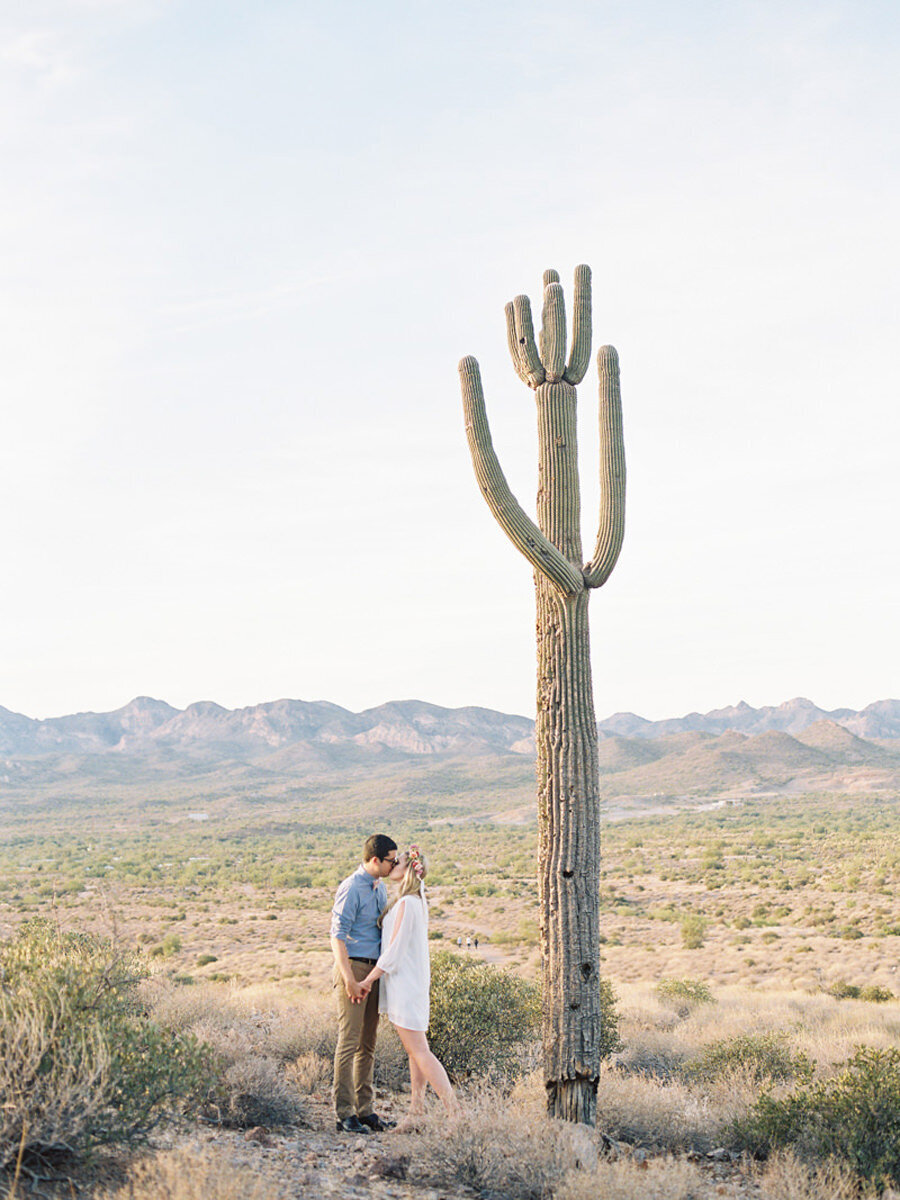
0 920 213 1169
682 1033 813 1085
150 933 182 959
827 979 862 999
734 1046 900 1188
861 985 895 1003
680 913 708 949
428 952 620 1082
826 980 894 1002
656 977 715 1014
428 951 540 1080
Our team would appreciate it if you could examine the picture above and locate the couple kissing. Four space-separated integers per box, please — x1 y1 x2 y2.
330 834 458 1134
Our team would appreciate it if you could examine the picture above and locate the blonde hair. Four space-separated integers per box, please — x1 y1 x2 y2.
378 849 428 927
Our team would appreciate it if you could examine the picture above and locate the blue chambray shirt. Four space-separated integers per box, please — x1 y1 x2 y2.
330 865 387 959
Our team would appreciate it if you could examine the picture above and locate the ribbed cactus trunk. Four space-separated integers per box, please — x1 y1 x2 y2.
535 378 602 1123
459 267 625 1124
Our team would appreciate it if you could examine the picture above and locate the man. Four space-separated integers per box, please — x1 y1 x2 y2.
330 833 399 1133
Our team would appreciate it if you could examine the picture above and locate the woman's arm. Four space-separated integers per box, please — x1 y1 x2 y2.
361 899 407 988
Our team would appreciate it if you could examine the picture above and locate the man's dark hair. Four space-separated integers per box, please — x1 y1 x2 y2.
363 833 397 863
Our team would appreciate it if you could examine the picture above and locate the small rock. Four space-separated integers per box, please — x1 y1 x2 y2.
631 1147 648 1164
345 1172 369 1186
303 1151 319 1165
371 1154 410 1180
707 1147 730 1161
244 1126 272 1146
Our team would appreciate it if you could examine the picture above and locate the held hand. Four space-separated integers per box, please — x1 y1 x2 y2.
356 979 373 1001
345 978 365 1002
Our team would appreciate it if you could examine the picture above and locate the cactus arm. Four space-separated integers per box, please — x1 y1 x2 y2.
564 265 592 385
539 270 560 360
459 356 584 596
505 302 531 385
512 295 546 387
583 345 626 588
540 282 567 382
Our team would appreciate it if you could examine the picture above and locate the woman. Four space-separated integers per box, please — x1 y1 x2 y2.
359 845 458 1130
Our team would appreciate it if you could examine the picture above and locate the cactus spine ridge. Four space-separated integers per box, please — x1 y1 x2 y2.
564 265 592 385
540 283 567 382
512 294 546 387
584 345 626 587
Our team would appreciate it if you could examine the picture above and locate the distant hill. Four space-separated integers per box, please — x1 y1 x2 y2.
0 697 533 767
1 696 898 808
596 697 900 741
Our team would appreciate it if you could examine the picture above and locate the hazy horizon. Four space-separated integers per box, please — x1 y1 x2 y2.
3 2 898 722
4 689 897 726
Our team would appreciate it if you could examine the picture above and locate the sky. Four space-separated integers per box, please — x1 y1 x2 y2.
2 0 898 723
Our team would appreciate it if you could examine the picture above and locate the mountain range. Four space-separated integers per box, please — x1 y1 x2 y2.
597 697 900 741
1 695 898 803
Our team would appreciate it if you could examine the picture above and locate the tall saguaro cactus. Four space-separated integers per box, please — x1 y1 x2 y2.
458 265 626 1124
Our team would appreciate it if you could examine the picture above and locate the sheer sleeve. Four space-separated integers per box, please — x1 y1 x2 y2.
376 898 415 976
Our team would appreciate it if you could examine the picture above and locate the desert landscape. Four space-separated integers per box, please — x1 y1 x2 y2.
3 695 900 1198
4 2 898 1197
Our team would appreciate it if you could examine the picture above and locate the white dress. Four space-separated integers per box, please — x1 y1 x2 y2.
376 893 430 1031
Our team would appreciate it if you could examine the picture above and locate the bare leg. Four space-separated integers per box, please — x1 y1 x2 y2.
408 1055 427 1115
394 1026 459 1116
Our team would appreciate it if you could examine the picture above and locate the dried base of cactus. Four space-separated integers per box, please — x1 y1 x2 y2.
546 1076 598 1125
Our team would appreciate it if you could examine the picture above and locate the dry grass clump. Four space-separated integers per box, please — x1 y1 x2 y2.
146 980 334 1062
596 1065 749 1152
681 1032 813 1086
611 1027 687 1078
188 1020 305 1128
756 1149 860 1200
411 1083 587 1200
556 1155 705 1200
616 981 900 1076
95 1146 288 1200
213 1051 304 1128
604 982 900 1164
147 978 408 1116
285 1050 330 1092
412 1078 730 1199
147 981 311 1127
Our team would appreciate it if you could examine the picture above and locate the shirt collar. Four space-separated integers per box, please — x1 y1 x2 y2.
355 864 381 888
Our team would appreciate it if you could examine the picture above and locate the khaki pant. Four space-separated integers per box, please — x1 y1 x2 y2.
332 959 381 1120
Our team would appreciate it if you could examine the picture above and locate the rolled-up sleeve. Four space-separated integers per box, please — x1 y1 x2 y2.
376 899 411 976
331 877 359 942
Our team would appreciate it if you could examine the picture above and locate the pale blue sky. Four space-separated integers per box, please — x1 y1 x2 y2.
2 0 898 721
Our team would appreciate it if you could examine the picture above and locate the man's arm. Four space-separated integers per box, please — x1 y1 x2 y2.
331 934 366 1001
331 879 366 1001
